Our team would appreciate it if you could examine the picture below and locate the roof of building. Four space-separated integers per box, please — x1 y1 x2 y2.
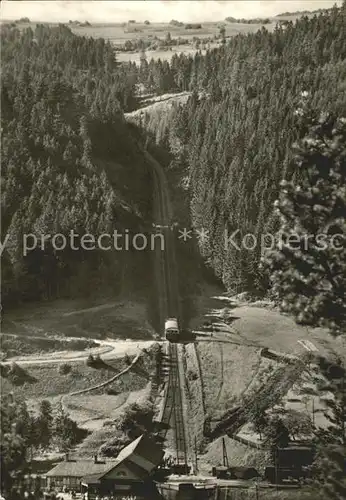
82 459 148 485
117 434 163 469
81 473 104 485
45 459 118 478
46 434 163 480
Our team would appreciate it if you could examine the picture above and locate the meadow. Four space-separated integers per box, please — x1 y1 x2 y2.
5 15 314 64
71 21 274 63
6 19 282 64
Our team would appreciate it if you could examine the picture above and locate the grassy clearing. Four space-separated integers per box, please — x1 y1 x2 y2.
1 356 148 400
64 392 130 429
125 91 192 138
0 334 98 359
3 298 155 340
69 21 275 44
206 300 341 358
8 20 280 65
75 385 151 456
197 343 262 417
116 46 211 64
200 435 269 473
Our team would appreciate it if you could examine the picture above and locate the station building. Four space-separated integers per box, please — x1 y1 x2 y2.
45 434 164 498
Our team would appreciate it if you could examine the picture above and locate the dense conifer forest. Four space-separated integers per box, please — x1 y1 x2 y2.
1 24 152 306
137 5 346 294
2 5 346 307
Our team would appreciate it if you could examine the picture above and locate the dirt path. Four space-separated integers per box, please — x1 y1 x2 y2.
3 339 155 366
62 302 121 317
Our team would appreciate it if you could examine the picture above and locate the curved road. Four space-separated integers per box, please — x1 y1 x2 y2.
2 339 155 366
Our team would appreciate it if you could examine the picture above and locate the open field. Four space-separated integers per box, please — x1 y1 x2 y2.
1 339 157 400
71 21 275 63
1 348 155 457
64 392 130 430
4 12 323 68
1 357 145 399
116 46 211 64
75 384 152 456
0 333 99 359
2 297 156 341
200 435 270 473
4 18 297 65
70 21 276 43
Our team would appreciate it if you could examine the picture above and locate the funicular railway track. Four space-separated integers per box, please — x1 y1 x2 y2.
145 146 189 471
158 344 188 467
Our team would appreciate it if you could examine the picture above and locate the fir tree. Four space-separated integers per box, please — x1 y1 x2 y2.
264 113 346 335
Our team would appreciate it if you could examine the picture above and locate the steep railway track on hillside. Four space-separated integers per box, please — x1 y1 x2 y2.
143 145 189 469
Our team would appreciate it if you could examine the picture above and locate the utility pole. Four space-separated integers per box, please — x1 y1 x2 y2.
255 482 259 500
275 447 279 495
194 436 198 474
222 437 229 468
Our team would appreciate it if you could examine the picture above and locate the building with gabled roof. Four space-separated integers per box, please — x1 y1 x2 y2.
45 434 164 497
45 455 118 491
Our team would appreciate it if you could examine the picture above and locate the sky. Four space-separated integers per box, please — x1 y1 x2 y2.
0 1 342 23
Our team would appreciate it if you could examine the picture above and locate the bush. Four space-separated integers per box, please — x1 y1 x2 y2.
100 433 130 457
124 353 132 365
105 387 119 395
58 363 72 375
169 19 184 27
86 354 95 367
187 369 198 381
185 23 202 29
117 401 155 439
0 363 10 378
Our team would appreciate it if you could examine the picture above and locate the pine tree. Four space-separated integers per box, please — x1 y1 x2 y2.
264 113 346 335
264 112 346 498
264 415 290 464
37 399 53 449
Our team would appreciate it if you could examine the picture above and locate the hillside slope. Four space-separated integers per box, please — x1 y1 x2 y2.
1 23 153 309
131 5 346 295
184 292 344 467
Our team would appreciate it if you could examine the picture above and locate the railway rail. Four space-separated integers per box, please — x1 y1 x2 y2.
144 145 189 472
157 344 188 469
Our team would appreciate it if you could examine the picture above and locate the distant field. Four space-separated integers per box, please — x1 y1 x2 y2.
71 21 274 63
70 21 273 42
5 16 320 64
5 19 280 64
116 46 211 64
